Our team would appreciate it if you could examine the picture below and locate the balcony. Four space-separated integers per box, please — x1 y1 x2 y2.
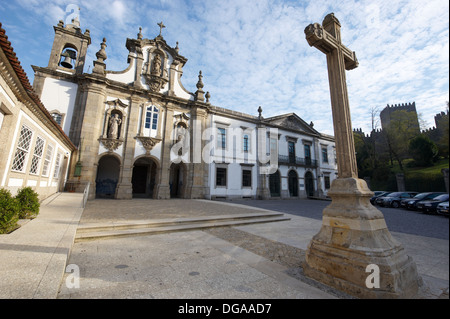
278 155 318 167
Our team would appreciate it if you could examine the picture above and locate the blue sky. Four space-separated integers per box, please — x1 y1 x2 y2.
1 0 448 135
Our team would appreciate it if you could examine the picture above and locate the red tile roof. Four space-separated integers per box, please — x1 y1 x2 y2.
0 22 76 151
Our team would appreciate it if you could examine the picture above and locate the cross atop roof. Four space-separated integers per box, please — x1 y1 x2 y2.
157 21 166 37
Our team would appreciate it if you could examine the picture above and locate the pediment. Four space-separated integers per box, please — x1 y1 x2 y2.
266 113 318 134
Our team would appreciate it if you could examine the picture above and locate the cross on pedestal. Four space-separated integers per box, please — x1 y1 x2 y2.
302 13 421 299
305 13 358 179
157 21 166 37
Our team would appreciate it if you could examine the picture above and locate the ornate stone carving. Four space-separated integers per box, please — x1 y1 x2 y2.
99 137 123 152
135 136 162 153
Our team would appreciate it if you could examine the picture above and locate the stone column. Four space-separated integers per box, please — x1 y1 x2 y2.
115 96 142 199
396 173 406 191
76 79 107 200
155 104 174 199
442 168 449 193
185 106 209 198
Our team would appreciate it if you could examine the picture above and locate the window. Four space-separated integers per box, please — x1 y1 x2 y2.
304 144 311 165
324 176 331 189
51 112 62 126
42 144 54 177
53 152 62 179
11 125 33 172
288 141 296 164
217 128 226 149
243 134 249 152
216 167 227 187
30 137 45 175
242 169 252 187
145 106 159 130
322 147 329 163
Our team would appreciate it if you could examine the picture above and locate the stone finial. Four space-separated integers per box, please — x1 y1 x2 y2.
157 21 166 37
258 106 262 119
194 71 205 102
196 71 204 90
137 27 143 40
57 20 64 28
95 38 107 61
93 38 107 75
175 41 179 53
205 91 211 104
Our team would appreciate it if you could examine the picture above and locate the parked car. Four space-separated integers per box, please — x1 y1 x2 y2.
417 194 450 214
436 201 449 217
370 191 392 205
376 191 418 208
400 192 445 210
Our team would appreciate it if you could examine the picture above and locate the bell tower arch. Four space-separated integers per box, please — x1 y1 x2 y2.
47 18 91 74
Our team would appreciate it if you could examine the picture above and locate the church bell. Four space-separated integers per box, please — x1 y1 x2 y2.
60 52 73 69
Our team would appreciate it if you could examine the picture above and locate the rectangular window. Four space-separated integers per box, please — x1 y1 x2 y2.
242 169 252 187
53 152 62 179
304 144 311 165
217 128 226 149
42 144 54 177
30 136 45 175
152 112 158 130
288 141 296 164
216 167 227 187
243 135 249 152
324 176 331 189
145 107 152 129
11 125 33 172
322 147 329 163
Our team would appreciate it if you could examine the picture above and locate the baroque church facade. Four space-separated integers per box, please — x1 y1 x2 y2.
31 18 338 201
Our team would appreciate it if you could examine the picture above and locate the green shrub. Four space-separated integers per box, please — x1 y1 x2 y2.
15 187 40 219
0 188 20 234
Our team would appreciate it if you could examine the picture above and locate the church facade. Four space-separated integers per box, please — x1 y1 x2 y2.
31 19 337 200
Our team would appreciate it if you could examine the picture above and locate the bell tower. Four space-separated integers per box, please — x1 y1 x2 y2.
47 17 91 74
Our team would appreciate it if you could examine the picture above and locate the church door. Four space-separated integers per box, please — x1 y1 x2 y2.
95 155 120 199
269 170 281 197
305 171 314 197
288 170 298 197
132 158 156 198
170 163 184 198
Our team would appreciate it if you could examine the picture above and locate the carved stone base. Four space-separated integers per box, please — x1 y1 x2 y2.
303 177 422 298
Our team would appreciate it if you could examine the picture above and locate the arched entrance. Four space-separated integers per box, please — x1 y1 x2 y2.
305 171 314 197
288 170 299 197
269 170 281 197
95 155 120 199
169 163 186 198
132 157 157 198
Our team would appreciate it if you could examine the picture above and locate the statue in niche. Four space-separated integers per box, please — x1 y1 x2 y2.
108 113 122 139
151 54 162 76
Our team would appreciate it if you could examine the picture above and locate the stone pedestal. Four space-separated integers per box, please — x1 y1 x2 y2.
303 177 422 298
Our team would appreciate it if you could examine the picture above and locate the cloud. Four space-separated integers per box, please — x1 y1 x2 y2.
3 0 449 136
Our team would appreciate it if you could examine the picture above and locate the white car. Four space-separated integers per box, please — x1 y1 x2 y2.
436 201 449 217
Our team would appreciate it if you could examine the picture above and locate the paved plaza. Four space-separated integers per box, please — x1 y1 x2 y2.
0 193 448 300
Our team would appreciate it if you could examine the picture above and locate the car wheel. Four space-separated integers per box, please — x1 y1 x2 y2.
391 201 399 208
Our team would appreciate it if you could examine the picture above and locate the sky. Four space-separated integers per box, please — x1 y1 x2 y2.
1 0 448 136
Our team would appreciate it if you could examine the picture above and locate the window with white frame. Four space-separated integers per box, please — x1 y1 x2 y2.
30 136 45 175
11 125 33 172
144 106 159 131
217 127 226 149
41 144 54 177
53 152 62 179
243 134 249 152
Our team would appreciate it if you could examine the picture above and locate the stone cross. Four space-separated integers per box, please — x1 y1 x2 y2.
157 21 166 36
304 13 358 179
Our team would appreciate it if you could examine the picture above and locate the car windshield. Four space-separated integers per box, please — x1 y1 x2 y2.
434 194 449 201
386 192 402 197
413 193 431 199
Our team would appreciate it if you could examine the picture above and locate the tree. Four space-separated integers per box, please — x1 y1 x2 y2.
408 134 438 167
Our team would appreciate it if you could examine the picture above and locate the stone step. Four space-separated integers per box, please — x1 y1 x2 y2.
75 213 290 242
